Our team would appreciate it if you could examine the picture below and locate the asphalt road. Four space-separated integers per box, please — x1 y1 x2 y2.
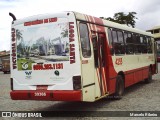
0 64 160 119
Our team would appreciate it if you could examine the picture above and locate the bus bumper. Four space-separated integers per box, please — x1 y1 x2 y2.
10 90 82 101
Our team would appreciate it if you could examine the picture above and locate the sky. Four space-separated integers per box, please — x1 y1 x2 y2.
0 0 160 51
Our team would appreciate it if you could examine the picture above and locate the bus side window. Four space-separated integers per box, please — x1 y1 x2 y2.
98 33 105 67
112 30 120 55
148 37 153 53
92 35 98 67
112 30 124 55
133 34 140 54
142 36 147 53
117 31 125 54
107 29 114 55
140 36 147 53
126 33 134 54
136 35 142 54
79 23 91 58
123 32 127 54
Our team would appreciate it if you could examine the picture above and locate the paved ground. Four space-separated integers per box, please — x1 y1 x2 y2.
0 64 160 120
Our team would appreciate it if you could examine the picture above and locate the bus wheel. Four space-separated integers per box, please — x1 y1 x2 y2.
114 75 124 99
145 68 152 83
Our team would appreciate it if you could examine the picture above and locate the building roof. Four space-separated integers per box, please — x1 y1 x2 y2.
0 50 10 57
147 25 160 31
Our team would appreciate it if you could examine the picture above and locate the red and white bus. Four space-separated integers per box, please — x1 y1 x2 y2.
10 11 158 102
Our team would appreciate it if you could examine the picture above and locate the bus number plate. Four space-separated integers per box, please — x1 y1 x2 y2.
34 92 46 96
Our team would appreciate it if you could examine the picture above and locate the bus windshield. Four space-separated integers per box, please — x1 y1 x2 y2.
15 18 69 70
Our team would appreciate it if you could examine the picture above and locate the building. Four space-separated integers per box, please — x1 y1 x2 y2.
146 26 160 49
0 50 10 64
0 50 10 71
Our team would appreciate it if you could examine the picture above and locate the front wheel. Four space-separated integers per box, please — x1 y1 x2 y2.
114 75 124 99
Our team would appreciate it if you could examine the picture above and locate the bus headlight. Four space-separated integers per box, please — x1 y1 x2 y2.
73 76 81 90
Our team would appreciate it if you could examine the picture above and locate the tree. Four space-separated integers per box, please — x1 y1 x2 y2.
16 29 30 57
16 29 23 40
61 29 68 38
100 12 137 28
16 29 24 56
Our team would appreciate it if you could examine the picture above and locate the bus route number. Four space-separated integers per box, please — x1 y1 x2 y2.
115 58 123 65
34 92 46 97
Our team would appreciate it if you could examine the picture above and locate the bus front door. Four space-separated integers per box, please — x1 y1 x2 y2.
92 32 108 97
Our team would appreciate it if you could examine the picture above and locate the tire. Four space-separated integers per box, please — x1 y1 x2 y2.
114 75 124 99
145 68 152 84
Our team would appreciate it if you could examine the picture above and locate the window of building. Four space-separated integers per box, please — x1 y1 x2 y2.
154 29 159 33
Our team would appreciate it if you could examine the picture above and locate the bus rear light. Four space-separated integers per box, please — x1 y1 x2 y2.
10 78 13 90
73 76 81 90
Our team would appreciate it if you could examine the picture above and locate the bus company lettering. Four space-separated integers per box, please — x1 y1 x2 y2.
11 28 17 69
24 18 57 26
69 22 75 64
33 63 63 70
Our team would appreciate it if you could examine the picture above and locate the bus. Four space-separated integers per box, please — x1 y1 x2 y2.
10 11 158 102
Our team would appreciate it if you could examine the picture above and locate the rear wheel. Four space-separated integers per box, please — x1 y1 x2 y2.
145 67 152 83
114 75 124 99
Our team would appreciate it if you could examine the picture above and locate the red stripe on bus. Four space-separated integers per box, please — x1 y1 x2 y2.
97 61 105 95
99 68 105 95
87 15 96 31
96 68 102 95
10 90 82 101
87 15 103 96
90 15 107 96
85 15 105 96
90 16 96 31
93 16 107 95
102 68 107 93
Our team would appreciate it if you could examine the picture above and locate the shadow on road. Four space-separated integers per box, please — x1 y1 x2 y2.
34 79 156 112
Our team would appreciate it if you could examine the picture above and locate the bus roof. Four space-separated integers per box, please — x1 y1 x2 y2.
12 12 73 26
12 11 153 37
74 11 153 37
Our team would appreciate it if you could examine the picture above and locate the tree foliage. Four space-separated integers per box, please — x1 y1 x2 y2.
100 12 137 28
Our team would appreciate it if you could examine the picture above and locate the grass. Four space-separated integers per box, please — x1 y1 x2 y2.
17 58 35 70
